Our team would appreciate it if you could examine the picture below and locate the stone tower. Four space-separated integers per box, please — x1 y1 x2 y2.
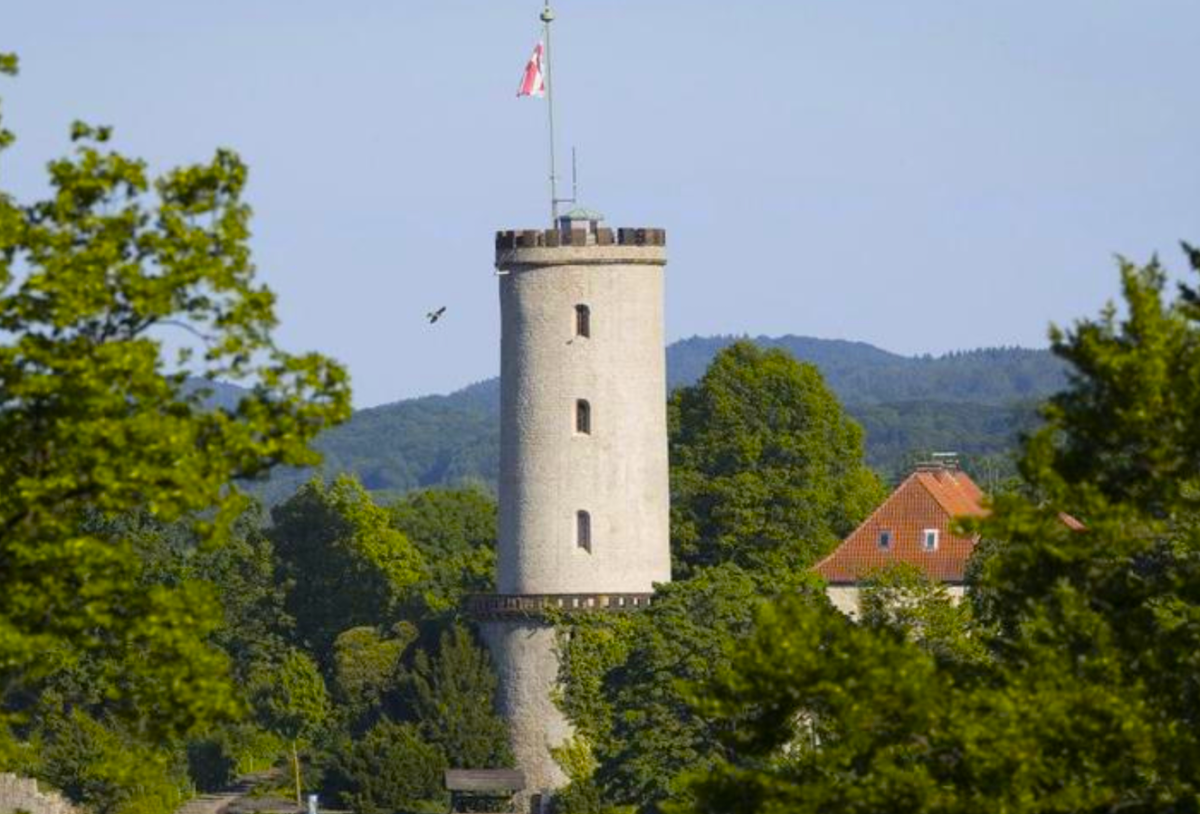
471 212 670 807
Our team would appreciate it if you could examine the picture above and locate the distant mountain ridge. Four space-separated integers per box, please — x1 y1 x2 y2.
667 336 1063 405
248 335 1066 505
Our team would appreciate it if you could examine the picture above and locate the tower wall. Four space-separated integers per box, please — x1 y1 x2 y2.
478 226 670 809
496 238 670 595
479 621 571 794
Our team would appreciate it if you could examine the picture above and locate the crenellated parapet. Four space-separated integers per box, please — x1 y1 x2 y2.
495 227 666 251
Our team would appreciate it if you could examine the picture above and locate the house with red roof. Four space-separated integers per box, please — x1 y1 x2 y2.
813 461 988 617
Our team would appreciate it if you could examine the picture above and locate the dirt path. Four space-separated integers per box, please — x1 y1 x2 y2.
174 772 278 814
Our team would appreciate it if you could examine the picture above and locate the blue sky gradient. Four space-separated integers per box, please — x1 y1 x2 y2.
4 1 1198 405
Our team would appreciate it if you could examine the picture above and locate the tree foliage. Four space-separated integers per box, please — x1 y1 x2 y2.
1029 253 1200 517
400 624 511 770
595 565 765 810
858 563 988 665
270 475 425 665
193 507 295 677
0 54 352 811
679 246 1200 814
0 53 517 814
250 649 328 746
331 623 416 734
252 340 1064 505
261 481 509 812
326 719 446 814
389 487 497 613
250 649 328 807
668 341 884 576
33 706 191 814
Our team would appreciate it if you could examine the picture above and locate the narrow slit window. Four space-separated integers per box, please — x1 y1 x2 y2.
575 304 591 338
576 399 591 434
577 510 592 552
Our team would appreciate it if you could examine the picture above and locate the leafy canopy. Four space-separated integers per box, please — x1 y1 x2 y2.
326 719 446 814
858 563 988 666
270 475 425 665
389 487 497 614
399 624 511 770
330 622 416 735
680 246 1200 814
0 52 349 758
594 565 765 810
669 341 883 577
554 341 880 813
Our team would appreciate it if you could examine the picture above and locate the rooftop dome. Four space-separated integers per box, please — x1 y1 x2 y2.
558 206 605 223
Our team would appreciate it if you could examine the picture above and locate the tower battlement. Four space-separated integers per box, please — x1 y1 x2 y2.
495 227 666 252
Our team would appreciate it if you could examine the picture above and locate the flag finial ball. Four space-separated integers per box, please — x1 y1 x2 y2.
540 6 554 23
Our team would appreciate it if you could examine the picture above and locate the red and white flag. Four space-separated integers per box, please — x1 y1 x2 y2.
517 41 546 98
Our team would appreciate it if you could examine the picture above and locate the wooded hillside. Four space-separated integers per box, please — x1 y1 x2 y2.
250 337 1064 504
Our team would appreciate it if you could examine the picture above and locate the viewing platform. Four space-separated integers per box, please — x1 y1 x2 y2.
465 592 656 620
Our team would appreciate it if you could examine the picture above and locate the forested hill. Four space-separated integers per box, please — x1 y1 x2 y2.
668 336 1064 404
250 336 1066 504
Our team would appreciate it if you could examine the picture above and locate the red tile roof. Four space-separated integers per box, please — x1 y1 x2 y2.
813 468 988 585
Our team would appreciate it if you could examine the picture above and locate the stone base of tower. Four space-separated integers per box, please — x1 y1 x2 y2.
469 594 655 811
478 619 572 812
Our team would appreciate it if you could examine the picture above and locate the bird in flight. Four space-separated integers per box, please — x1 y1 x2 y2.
426 306 447 324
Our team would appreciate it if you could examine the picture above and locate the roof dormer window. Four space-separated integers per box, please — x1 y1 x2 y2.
878 530 892 550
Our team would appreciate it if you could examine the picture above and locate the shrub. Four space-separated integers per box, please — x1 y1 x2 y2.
327 719 446 814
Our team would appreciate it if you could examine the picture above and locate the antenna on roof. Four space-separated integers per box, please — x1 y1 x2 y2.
571 146 579 204
552 146 578 221
537 4 579 223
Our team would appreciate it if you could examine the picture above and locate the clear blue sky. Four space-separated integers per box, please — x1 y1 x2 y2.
4 1 1198 406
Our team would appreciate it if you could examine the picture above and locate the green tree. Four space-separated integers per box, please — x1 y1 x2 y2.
669 341 884 577
554 613 639 760
858 563 987 665
270 475 426 665
86 507 295 794
331 623 417 734
1025 251 1200 517
678 593 956 814
326 719 446 814
196 506 295 674
680 589 1173 814
400 624 511 769
389 487 497 614
34 705 192 814
961 248 1200 805
680 246 1200 814
0 53 350 764
590 565 769 812
250 650 329 808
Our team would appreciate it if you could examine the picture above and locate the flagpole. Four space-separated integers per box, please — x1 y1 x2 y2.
541 2 558 225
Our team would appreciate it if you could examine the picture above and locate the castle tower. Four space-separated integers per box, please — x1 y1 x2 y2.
472 213 670 806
